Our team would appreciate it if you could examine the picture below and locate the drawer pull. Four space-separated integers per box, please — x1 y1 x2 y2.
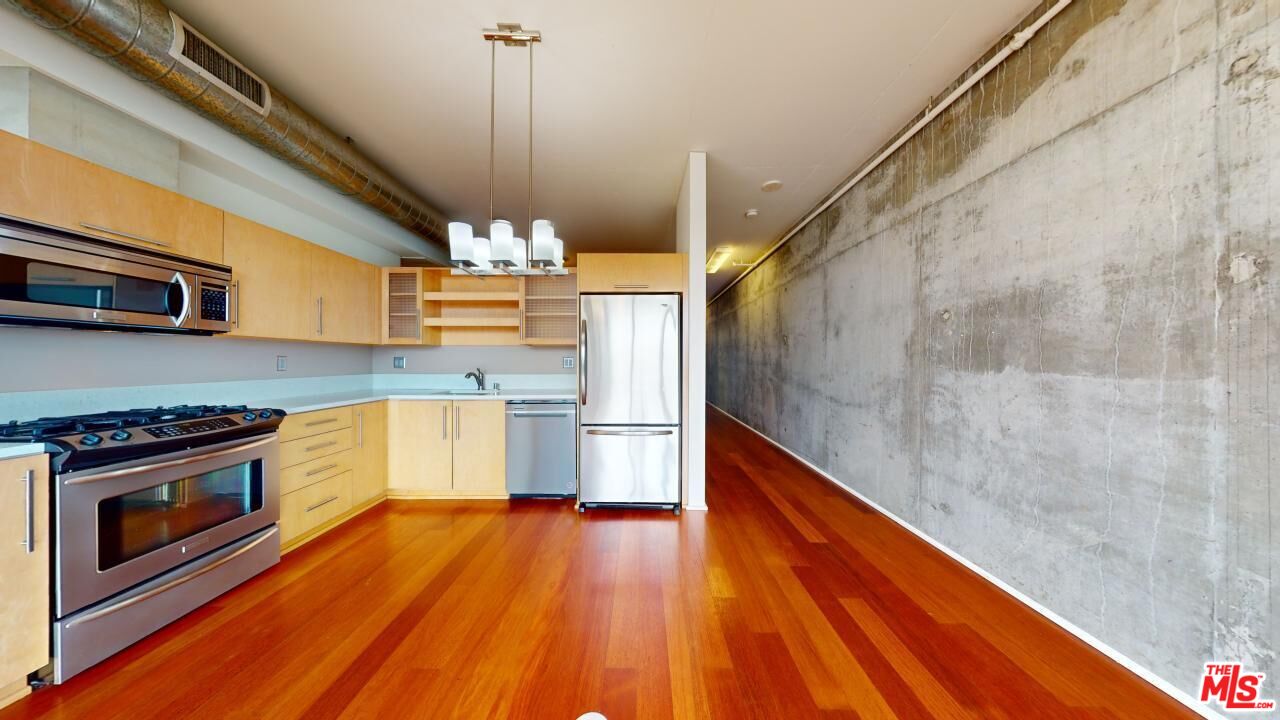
304 418 339 428
304 440 338 452
305 495 340 513
80 222 171 248
613 284 649 289
305 463 339 477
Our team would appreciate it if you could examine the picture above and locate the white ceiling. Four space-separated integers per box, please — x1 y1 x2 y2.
164 0 1036 297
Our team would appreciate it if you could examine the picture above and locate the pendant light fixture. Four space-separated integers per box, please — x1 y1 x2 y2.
450 23 563 276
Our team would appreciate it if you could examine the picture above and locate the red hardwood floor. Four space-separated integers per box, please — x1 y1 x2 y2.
0 406 1193 719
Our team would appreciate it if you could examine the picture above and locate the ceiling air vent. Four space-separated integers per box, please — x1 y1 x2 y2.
168 12 271 116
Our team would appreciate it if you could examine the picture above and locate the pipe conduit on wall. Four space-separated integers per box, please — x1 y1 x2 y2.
4 0 450 250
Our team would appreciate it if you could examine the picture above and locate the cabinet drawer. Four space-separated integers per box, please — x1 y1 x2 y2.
279 406 353 443
281 449 352 495
280 471 353 544
280 427 353 468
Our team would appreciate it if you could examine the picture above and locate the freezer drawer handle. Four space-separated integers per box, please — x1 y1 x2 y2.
585 429 674 437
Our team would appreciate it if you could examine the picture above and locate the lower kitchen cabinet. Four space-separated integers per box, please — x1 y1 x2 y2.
451 401 507 495
276 405 387 550
388 400 453 493
387 400 506 497
352 401 388 505
0 455 49 709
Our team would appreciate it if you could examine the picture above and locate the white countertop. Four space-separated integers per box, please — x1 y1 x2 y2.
263 388 577 414
0 443 56 461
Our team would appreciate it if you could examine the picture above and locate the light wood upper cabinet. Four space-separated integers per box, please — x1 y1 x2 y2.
313 246 378 344
223 214 314 341
0 130 223 264
387 400 453 494
576 253 687 293
451 401 507 495
352 401 388 505
0 456 49 698
223 214 377 344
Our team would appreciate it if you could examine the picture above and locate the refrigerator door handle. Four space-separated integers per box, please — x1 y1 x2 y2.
585 429 674 437
579 316 588 407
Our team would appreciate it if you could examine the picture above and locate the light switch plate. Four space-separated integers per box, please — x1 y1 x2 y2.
562 356 575 369
393 356 407 369
276 356 287 372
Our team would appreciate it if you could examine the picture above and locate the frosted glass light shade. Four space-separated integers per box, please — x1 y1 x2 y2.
448 222 475 266
530 219 555 265
513 238 528 270
472 237 491 268
552 238 564 268
489 220 515 267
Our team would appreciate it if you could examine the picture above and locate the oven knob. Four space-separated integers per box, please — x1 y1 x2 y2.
243 412 257 421
258 410 272 419
80 433 103 446
110 430 132 442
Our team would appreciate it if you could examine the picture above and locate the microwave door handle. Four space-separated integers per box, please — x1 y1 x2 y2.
172 273 192 328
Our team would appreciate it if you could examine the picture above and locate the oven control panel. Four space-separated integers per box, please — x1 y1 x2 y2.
144 416 239 439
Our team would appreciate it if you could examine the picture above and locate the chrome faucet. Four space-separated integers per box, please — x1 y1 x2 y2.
464 368 486 391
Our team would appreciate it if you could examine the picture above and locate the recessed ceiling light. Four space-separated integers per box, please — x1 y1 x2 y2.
761 180 783 192
744 208 759 219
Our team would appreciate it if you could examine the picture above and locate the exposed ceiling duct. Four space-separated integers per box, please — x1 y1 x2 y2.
4 0 449 250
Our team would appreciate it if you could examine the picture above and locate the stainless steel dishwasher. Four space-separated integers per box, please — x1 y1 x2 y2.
505 400 577 497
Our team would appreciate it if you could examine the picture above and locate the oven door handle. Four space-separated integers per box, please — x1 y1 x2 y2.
63 527 279 630
64 435 277 486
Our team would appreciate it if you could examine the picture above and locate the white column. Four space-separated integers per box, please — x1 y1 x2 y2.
676 151 707 510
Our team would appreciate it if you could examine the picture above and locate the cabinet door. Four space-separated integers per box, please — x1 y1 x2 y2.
451 401 506 495
352 401 388 505
387 401 453 493
0 456 49 686
0 131 223 263
311 247 377 344
223 214 314 341
576 253 687 293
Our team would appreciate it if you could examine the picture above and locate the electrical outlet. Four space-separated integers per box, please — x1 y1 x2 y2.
393 356 406 369
562 356 575 369
276 355 287 372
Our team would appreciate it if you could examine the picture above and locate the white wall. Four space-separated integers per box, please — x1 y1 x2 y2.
676 152 707 510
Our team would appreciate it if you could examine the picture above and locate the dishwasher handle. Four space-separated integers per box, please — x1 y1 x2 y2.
507 410 574 418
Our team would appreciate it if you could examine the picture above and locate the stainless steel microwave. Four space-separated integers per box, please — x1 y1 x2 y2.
0 214 235 335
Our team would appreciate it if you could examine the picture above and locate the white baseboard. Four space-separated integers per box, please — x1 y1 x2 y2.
706 402 1220 720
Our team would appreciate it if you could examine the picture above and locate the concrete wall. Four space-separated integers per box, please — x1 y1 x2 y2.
708 0 1278 701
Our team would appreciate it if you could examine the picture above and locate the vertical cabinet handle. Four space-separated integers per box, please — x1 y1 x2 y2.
441 404 448 440
20 469 34 553
356 410 364 448
455 405 461 440
317 296 325 336
231 281 240 327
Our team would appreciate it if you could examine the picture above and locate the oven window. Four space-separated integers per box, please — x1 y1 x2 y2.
0 253 183 316
96 460 264 571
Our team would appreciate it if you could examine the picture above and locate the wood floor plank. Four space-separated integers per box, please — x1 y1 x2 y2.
0 407 1198 720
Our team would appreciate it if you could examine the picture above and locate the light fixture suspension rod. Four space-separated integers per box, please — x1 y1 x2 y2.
489 39 496 227
528 40 534 240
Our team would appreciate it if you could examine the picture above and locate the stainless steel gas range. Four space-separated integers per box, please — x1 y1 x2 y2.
0 404 286 683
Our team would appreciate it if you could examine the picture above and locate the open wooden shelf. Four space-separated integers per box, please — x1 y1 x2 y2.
424 317 520 327
423 291 520 302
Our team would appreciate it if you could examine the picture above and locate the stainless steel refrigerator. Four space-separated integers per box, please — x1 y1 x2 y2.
578 293 682 512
